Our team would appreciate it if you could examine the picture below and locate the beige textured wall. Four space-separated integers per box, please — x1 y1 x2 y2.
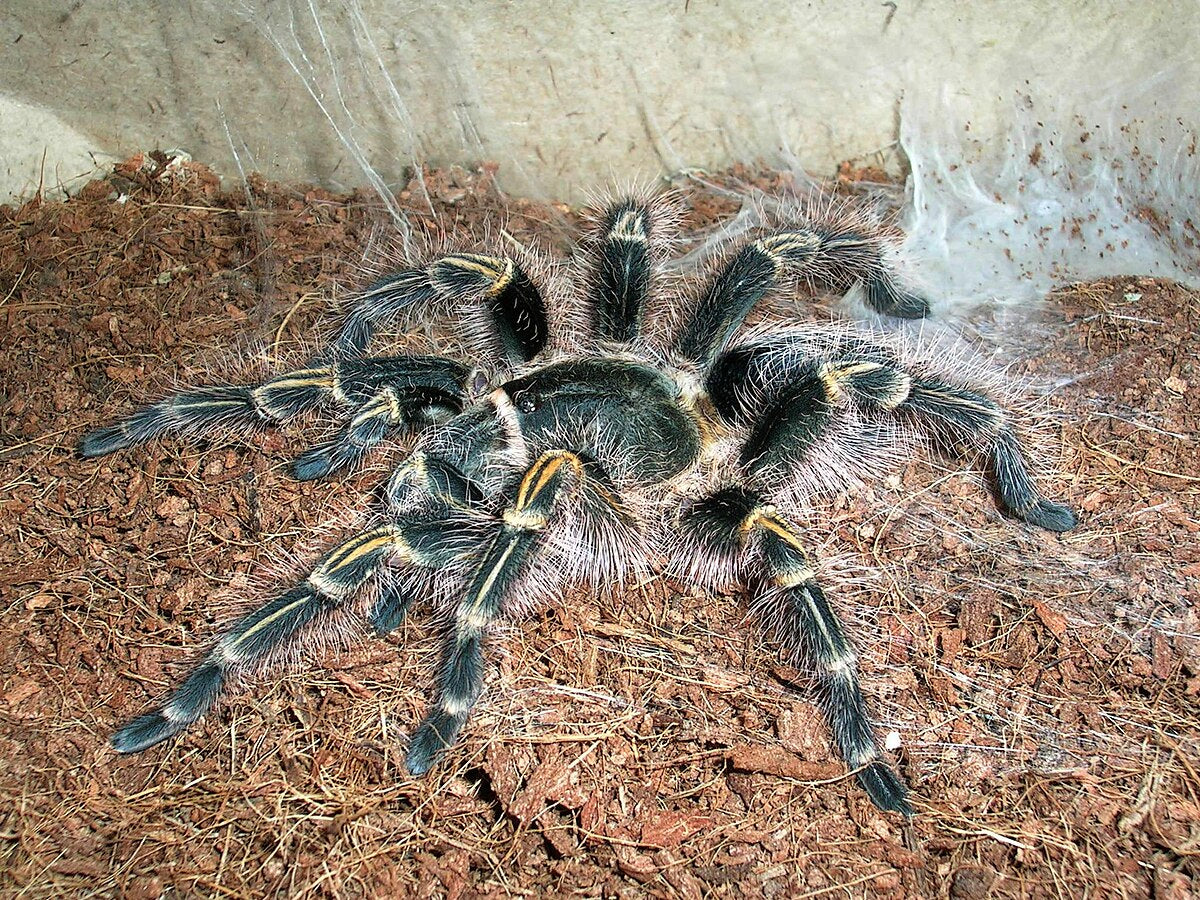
1 1 1196 203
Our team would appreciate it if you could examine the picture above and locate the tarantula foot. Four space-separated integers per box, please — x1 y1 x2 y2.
405 710 466 776
293 439 370 480
884 289 930 319
79 424 133 458
863 274 930 319
1020 498 1077 533
292 446 339 481
111 711 180 754
857 761 913 817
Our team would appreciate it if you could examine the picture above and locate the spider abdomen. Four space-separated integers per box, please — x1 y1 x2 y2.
501 358 701 486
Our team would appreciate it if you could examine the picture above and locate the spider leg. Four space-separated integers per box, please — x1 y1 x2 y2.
679 488 911 815
752 510 912 816
370 451 484 635
79 355 470 477
898 376 1076 532
335 254 549 364
678 228 927 366
708 341 1076 532
586 199 658 344
110 505 482 754
405 448 602 775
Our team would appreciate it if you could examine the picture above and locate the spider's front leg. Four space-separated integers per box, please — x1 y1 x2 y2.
110 452 486 754
708 337 1077 532
677 221 928 367
82 248 553 478
79 354 471 479
334 253 548 363
405 448 623 774
679 488 912 815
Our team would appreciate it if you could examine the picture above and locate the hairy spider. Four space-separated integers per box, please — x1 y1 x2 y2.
81 192 1076 815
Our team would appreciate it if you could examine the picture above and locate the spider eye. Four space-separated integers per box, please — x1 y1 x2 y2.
513 388 540 413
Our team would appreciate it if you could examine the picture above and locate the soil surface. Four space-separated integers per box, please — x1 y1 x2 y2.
1 157 1197 898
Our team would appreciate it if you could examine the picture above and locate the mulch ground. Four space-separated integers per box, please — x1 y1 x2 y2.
1 157 1197 898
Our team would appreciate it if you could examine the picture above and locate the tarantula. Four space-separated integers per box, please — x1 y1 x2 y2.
81 193 1076 815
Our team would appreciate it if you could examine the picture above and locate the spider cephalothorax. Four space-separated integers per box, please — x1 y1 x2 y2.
81 192 1075 815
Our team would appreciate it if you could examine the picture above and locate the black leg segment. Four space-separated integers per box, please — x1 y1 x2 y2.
677 243 779 367
677 226 928 367
431 254 548 364
334 255 549 363
370 576 418 636
406 450 584 775
587 199 656 344
899 376 1076 532
738 364 834 479
334 270 441 356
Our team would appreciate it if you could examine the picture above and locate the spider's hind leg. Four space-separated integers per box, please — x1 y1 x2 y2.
111 524 400 754
111 503 483 754
585 197 672 345
679 488 912 815
898 375 1076 532
80 355 472 480
708 339 1076 532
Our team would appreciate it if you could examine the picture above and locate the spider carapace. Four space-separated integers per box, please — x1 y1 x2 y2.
82 195 1075 816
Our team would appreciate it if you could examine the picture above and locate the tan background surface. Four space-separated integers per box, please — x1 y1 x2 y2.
3 1 1197 203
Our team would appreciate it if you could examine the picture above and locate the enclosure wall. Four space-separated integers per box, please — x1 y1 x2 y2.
2 1 1195 203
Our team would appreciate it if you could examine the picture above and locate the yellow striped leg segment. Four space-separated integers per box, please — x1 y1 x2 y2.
80 365 343 459
111 525 413 755
746 506 911 815
405 450 583 775
899 377 1076 532
430 254 548 364
79 384 267 458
